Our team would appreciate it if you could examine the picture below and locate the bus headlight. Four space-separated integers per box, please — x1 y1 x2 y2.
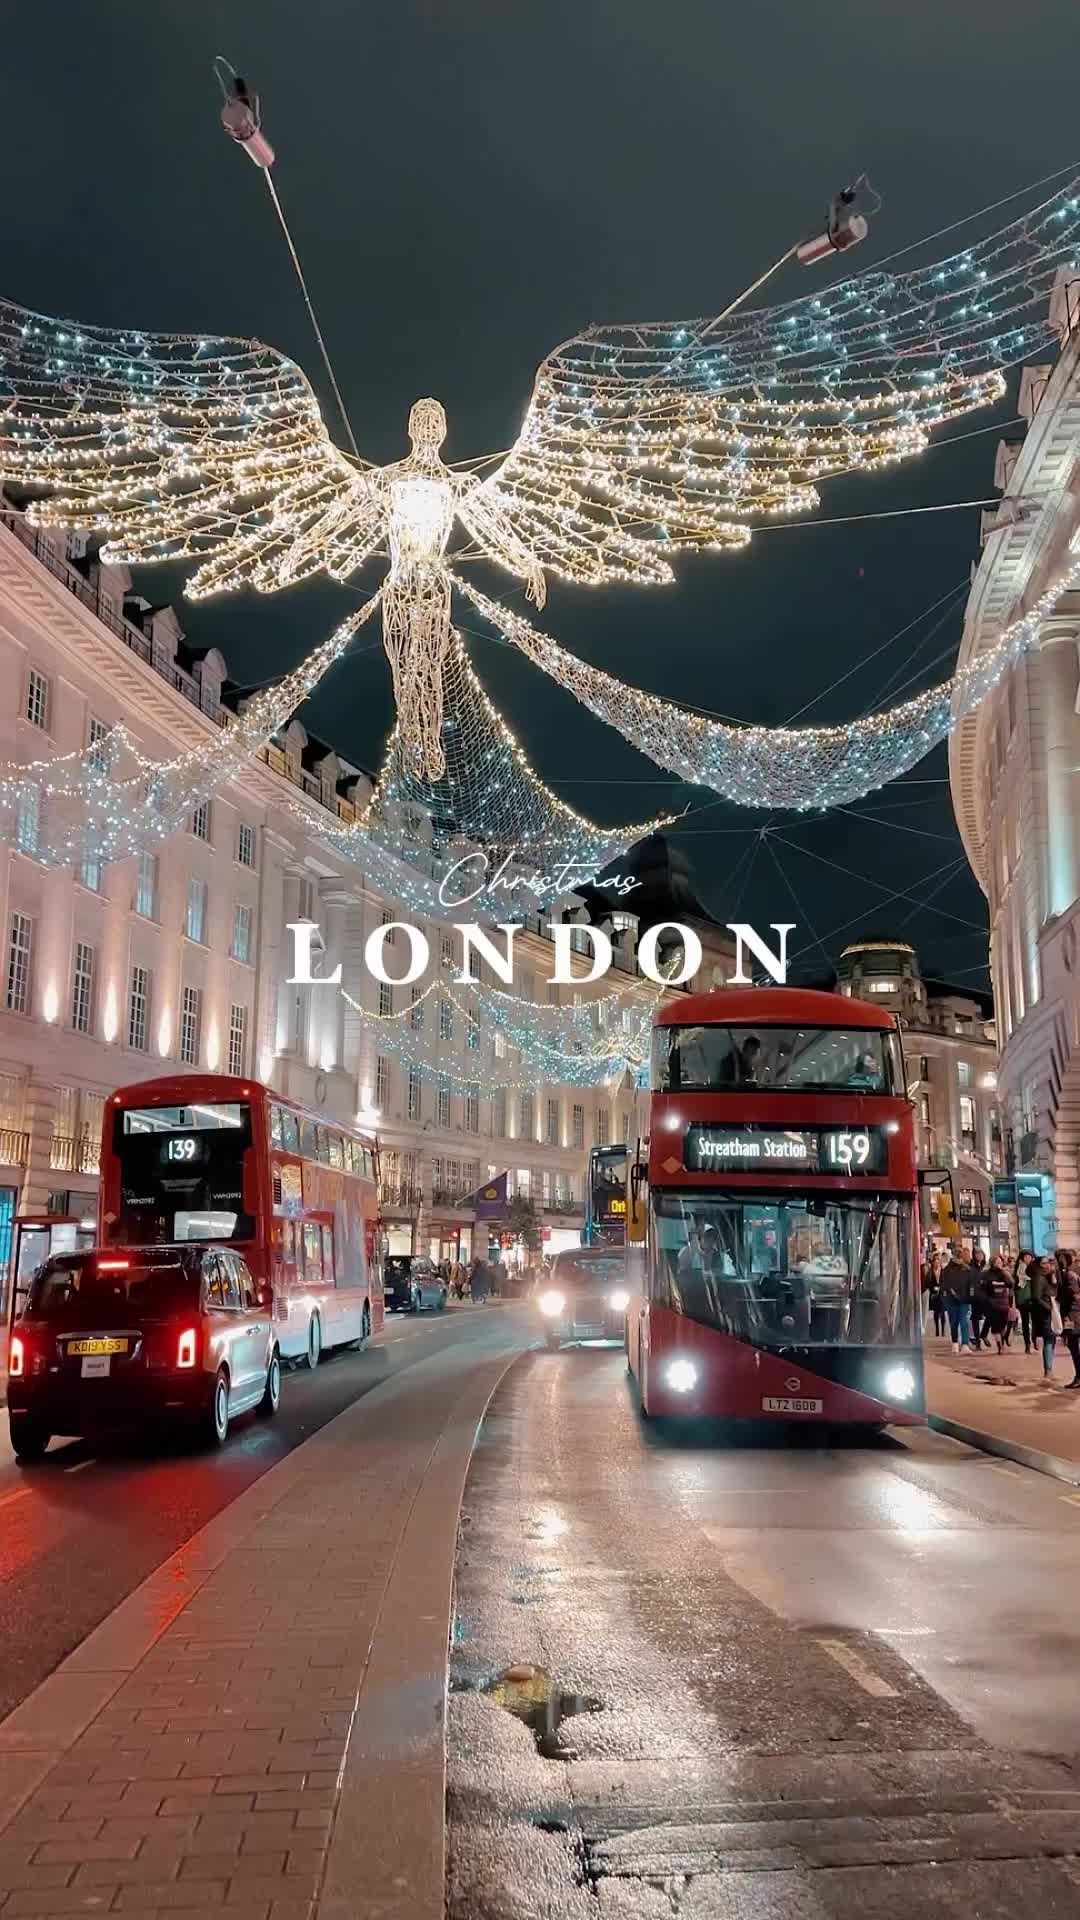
665 1357 698 1394
883 1365 916 1401
538 1290 566 1319
608 1289 630 1313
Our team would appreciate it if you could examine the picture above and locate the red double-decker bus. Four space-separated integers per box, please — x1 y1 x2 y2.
99 1074 382 1366
626 987 923 1426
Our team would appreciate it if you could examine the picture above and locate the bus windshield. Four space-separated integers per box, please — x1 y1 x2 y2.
652 1189 915 1348
112 1103 254 1244
653 1024 903 1094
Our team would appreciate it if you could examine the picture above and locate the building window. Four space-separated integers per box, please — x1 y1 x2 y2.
190 799 210 842
297 876 314 921
376 1055 391 1109
441 934 454 970
547 1098 560 1145
128 965 151 1051
6 914 33 1015
494 1030 506 1060
465 1083 480 1132
14 786 40 857
919 1094 930 1127
409 987 423 1031
80 851 102 893
518 1092 535 1139
379 980 393 1018
185 878 208 945
437 1073 451 1129
231 903 252 963
381 909 397 945
179 985 202 1066
918 1055 929 1082
466 1009 480 1052
228 1003 247 1076
621 1108 633 1145
957 1060 971 1088
236 823 256 869
439 998 453 1041
87 717 110 775
494 1087 507 1136
291 987 307 1056
25 669 49 731
959 1093 977 1149
572 1104 585 1149
71 941 95 1035
596 1108 610 1147
958 1187 981 1218
134 851 157 919
407 1067 422 1121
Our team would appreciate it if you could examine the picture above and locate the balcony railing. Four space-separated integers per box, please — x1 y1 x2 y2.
2 511 228 726
379 1182 424 1209
0 1127 29 1166
258 742 359 823
49 1133 101 1175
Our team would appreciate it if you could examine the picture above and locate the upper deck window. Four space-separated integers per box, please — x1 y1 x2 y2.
653 1025 903 1096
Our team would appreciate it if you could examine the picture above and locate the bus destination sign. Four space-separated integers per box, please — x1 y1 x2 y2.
684 1122 888 1176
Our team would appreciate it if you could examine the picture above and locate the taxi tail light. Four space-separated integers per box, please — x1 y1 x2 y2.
9 1334 24 1378
176 1328 197 1369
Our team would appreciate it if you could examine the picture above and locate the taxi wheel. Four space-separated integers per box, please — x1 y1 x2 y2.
10 1415 50 1463
204 1369 230 1449
306 1313 322 1369
259 1349 282 1418
437 1291 447 1311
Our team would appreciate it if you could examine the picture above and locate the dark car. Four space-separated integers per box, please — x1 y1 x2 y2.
535 1246 634 1351
7 1245 281 1461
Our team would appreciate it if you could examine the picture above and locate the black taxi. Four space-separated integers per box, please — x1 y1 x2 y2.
7 1244 280 1460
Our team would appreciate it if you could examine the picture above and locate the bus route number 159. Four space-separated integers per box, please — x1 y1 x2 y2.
825 1130 871 1169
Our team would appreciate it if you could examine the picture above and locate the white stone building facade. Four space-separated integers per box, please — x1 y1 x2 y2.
949 269 1080 1252
0 499 736 1297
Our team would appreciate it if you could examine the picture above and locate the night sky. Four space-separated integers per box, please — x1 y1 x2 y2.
6 0 1078 988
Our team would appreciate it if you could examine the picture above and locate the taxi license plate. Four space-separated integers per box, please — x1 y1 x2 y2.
67 1337 128 1356
763 1396 823 1414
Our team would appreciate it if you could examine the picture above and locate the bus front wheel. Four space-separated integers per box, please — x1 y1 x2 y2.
306 1314 322 1369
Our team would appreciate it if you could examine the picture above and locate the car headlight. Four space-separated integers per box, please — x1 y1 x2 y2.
665 1357 698 1394
538 1290 566 1318
608 1289 630 1313
883 1365 916 1401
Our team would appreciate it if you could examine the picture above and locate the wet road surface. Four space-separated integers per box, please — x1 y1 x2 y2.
448 1346 1080 1919
0 1301 510 1722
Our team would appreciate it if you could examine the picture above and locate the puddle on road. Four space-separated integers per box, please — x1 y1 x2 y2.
451 1662 603 1759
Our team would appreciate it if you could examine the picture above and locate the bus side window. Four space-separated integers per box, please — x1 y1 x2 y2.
270 1104 284 1149
282 1110 300 1154
327 1132 344 1171
321 1224 335 1284
301 1119 318 1160
315 1127 330 1165
303 1221 323 1283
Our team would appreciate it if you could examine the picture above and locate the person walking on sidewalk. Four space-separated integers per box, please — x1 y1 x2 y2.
923 1250 945 1336
1059 1252 1080 1389
1013 1253 1034 1353
1031 1255 1062 1382
983 1252 1012 1355
941 1245 974 1352
969 1246 989 1349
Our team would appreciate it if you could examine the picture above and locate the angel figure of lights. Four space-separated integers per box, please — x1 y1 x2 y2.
3 167 1080 788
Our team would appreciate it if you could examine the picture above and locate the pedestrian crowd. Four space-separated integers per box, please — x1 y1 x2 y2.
922 1243 1080 1386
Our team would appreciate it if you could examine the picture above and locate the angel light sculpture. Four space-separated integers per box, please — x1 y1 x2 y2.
2 166 1080 789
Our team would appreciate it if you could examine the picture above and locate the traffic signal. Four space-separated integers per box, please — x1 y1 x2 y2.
935 1190 958 1238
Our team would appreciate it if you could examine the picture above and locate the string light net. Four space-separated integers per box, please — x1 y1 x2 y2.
306 631 672 918
457 563 1080 811
0 596 379 866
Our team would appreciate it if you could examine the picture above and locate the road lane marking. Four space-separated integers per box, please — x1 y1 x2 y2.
1060 1491 1080 1506
815 1638 899 1698
988 1464 1023 1477
64 1459 96 1474
0 1488 32 1511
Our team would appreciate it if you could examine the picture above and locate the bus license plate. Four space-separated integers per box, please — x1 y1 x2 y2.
81 1355 111 1378
763 1395 823 1414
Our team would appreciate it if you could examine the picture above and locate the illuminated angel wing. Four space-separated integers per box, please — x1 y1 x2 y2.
482 171 1080 585
0 298 383 597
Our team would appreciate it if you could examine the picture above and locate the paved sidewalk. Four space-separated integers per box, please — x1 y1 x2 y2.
0 1319 527 1920
925 1331 1080 1480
